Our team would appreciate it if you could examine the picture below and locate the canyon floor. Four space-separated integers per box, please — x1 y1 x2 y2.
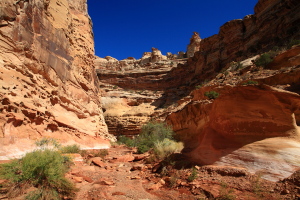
57 146 300 199
68 146 300 199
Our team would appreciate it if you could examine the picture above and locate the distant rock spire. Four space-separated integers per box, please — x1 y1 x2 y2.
187 32 201 58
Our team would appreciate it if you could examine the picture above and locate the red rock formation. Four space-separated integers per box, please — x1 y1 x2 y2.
165 0 300 89
0 0 113 160
167 85 300 181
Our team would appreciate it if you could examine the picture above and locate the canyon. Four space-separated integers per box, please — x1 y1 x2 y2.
0 0 300 198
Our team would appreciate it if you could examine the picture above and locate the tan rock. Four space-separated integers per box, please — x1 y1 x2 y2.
91 157 106 167
73 176 83 183
0 0 114 159
115 154 135 162
187 32 201 58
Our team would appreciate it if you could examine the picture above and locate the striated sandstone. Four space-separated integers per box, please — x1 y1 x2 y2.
167 85 300 181
0 0 113 160
164 0 300 89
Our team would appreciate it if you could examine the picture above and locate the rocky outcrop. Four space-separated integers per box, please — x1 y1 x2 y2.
0 0 112 160
95 47 174 72
167 85 300 181
186 32 201 58
164 0 300 89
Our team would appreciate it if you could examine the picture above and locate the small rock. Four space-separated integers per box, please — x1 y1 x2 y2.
131 164 144 171
159 179 165 185
73 176 83 183
131 176 141 180
281 189 290 195
148 182 162 190
116 154 135 162
91 157 106 167
112 192 125 196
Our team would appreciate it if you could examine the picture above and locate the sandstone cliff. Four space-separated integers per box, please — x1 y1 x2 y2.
164 0 300 89
0 0 112 160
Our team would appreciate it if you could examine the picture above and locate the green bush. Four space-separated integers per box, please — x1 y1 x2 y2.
0 149 76 199
60 144 81 154
242 80 258 85
195 85 202 89
204 91 219 99
117 122 175 154
187 167 198 182
287 39 300 49
117 135 136 147
254 53 273 68
136 121 174 153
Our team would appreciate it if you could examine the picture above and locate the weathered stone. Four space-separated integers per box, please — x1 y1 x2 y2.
0 0 114 159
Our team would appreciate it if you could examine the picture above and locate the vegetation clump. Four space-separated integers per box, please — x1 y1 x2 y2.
287 39 300 49
0 149 76 199
204 91 219 99
187 167 198 182
242 80 258 85
254 52 273 68
117 121 182 160
0 138 77 199
60 144 81 154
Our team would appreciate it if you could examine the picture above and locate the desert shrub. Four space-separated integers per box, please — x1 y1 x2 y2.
153 138 183 160
217 182 236 200
242 80 258 85
136 121 174 153
287 39 300 49
94 149 109 158
117 122 177 154
187 167 198 182
204 91 219 99
60 144 81 154
0 149 76 199
195 85 202 89
230 62 243 71
35 138 61 150
117 135 136 147
254 53 273 68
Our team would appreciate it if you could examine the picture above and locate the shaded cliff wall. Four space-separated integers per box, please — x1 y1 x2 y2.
0 0 112 159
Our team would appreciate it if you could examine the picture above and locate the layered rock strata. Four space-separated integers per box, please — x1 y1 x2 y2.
0 0 112 160
167 84 300 181
164 0 300 89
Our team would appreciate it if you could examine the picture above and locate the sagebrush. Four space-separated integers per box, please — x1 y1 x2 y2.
0 140 76 199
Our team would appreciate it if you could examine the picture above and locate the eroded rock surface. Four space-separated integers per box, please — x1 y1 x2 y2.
0 0 113 160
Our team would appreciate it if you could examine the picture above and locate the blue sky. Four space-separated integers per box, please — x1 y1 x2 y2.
88 0 258 60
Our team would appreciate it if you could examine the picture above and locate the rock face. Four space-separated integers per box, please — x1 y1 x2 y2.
186 32 201 58
0 0 112 160
167 85 300 181
95 47 187 136
165 0 300 89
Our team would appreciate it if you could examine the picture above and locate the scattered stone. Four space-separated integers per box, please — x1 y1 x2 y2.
73 176 83 183
115 154 135 162
91 157 106 167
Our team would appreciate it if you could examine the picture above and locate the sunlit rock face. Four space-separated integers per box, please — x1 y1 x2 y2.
186 32 201 58
0 0 113 160
167 84 300 181
164 0 300 89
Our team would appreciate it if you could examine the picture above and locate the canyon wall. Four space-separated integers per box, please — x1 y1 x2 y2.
164 0 300 88
0 0 112 160
165 0 300 181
